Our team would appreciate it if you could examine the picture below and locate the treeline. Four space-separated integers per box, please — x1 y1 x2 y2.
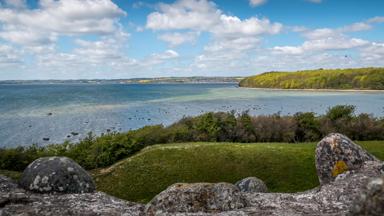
239 67 384 90
1 105 384 171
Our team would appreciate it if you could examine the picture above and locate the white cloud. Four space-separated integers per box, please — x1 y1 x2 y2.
146 0 220 31
279 20 378 55
0 0 126 47
146 0 282 49
303 28 338 40
151 49 179 60
212 15 282 38
272 46 303 55
361 43 384 62
249 0 266 7
274 37 369 55
367 16 384 23
0 44 23 66
158 32 200 47
342 22 372 32
0 0 126 34
204 37 260 52
306 0 322 3
0 27 57 46
146 0 282 37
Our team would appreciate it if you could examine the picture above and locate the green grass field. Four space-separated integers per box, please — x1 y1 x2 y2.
92 141 384 203
2 141 383 203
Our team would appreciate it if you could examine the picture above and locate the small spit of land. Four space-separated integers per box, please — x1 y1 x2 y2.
239 67 384 90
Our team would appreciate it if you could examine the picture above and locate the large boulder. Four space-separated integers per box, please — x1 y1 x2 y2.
349 176 384 216
315 133 378 185
19 156 95 193
145 182 247 215
235 177 268 193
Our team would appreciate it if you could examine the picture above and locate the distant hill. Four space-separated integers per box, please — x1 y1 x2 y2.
239 67 384 90
0 77 243 85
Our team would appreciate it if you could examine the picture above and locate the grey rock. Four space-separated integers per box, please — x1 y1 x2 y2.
145 183 247 215
0 175 144 216
349 176 384 216
235 177 268 193
315 133 378 185
0 176 18 193
19 156 95 193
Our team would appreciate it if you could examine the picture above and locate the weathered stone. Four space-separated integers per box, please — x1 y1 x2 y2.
145 183 247 215
315 133 378 185
19 156 95 193
235 177 268 193
0 175 144 216
349 176 384 216
0 176 18 193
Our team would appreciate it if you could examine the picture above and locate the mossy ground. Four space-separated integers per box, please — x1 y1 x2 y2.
91 141 384 203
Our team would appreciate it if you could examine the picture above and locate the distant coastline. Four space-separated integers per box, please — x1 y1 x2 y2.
0 77 243 85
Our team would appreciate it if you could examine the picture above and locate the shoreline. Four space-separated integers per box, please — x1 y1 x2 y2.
239 86 384 93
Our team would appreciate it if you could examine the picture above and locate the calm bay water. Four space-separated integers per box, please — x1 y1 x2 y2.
0 83 383 147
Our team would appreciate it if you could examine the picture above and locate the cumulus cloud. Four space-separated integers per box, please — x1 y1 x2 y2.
212 15 282 38
306 0 322 3
361 42 384 62
0 44 22 66
274 34 369 55
146 0 220 31
146 0 282 37
0 0 126 47
158 32 200 47
249 0 267 7
146 0 282 52
204 37 260 52
367 16 384 23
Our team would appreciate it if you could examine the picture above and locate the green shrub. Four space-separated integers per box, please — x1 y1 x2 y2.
1 105 384 171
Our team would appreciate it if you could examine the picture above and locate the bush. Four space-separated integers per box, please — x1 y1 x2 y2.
1 105 384 171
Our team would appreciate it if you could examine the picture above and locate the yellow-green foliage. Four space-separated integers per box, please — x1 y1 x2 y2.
331 160 349 177
239 67 384 90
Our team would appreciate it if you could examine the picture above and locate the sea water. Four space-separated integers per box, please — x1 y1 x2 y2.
0 83 383 147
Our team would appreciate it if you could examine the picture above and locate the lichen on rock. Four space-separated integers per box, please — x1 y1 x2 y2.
235 177 268 193
349 176 384 216
19 156 95 194
145 182 247 215
315 133 378 185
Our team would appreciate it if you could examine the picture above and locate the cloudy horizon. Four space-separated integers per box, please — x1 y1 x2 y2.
0 0 383 80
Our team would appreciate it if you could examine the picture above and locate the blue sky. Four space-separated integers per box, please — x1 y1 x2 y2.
0 0 383 80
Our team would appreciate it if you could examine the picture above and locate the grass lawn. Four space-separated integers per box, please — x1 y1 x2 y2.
0 169 22 180
92 141 384 203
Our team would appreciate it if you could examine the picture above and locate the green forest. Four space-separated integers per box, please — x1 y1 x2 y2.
239 67 384 90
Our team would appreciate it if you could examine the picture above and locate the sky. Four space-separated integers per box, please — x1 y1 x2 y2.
0 0 383 80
